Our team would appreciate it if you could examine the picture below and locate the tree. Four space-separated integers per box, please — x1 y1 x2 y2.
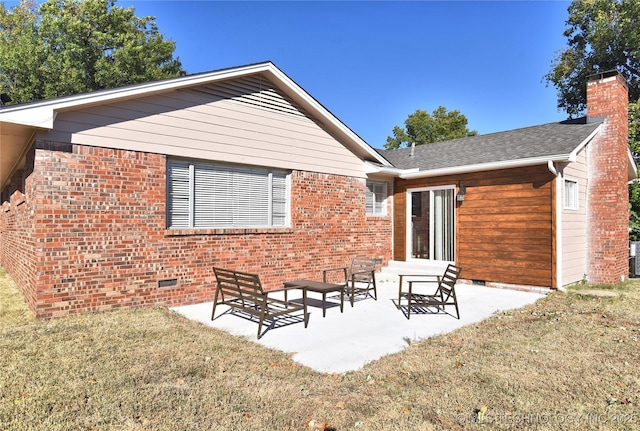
544 0 640 117
545 0 640 239
384 106 477 150
0 0 184 105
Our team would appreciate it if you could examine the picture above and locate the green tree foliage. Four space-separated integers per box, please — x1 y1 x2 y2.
545 0 640 117
545 0 640 239
0 0 184 104
384 106 477 150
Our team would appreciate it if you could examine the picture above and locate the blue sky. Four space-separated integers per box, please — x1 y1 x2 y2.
23 0 576 148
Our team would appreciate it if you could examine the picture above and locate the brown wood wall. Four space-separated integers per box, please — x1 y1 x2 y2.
394 165 555 288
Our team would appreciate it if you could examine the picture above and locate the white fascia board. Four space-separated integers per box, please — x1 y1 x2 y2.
399 154 573 180
568 124 602 162
262 67 392 167
0 62 275 129
364 161 417 175
0 106 58 129
0 61 392 167
564 123 635 180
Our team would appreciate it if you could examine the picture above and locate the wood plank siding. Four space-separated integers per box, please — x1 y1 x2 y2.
41 75 367 178
394 165 555 288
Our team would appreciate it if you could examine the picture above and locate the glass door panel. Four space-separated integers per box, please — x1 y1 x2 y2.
433 189 455 261
409 188 455 262
411 191 430 259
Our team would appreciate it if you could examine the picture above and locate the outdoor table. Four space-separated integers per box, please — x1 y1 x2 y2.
284 279 345 317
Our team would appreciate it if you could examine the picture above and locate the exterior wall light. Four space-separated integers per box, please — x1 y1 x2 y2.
457 186 466 202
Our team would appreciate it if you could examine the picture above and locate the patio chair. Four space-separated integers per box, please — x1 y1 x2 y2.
346 256 378 306
211 267 308 339
397 264 462 319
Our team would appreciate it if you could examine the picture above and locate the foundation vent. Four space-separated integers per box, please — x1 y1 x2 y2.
158 278 178 288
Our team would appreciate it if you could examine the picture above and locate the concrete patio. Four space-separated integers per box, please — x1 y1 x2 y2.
172 276 546 374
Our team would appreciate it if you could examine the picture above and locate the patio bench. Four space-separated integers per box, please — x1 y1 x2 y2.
211 267 308 339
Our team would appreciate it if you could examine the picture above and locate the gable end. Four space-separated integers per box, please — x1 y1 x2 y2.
186 75 309 119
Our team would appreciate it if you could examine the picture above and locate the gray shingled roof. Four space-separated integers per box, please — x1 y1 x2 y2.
379 118 602 171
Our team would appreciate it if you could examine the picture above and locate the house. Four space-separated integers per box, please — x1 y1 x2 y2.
0 63 634 318
380 70 634 289
0 62 396 318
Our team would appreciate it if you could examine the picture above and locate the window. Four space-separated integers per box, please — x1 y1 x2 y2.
564 179 579 210
167 158 289 229
366 180 387 216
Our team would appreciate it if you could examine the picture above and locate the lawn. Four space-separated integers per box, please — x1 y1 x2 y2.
1 268 639 431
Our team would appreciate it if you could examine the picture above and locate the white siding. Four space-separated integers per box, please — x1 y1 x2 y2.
562 147 589 285
39 76 367 178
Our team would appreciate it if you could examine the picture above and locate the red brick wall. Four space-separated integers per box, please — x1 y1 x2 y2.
586 72 630 283
0 186 38 311
0 144 392 318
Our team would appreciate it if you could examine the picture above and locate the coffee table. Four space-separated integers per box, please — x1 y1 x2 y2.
284 279 345 317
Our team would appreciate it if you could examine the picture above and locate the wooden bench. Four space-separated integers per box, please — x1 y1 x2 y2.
211 267 308 339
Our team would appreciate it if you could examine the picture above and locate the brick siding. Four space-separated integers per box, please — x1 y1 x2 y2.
0 144 392 318
0 187 37 311
586 72 630 283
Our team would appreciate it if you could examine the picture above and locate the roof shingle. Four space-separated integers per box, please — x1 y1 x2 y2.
380 118 602 171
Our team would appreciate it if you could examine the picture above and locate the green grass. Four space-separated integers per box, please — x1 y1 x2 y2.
1 270 639 430
568 277 638 292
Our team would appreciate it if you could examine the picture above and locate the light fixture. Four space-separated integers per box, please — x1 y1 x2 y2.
457 185 466 202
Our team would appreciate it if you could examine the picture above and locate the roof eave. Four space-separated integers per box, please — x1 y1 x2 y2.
364 161 417 176
0 61 391 167
568 124 602 162
0 62 277 122
398 154 573 180
261 66 392 166
567 123 635 180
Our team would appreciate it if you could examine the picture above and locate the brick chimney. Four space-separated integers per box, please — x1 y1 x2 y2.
586 70 629 284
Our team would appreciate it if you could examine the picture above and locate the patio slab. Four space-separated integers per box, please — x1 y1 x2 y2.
171 279 545 374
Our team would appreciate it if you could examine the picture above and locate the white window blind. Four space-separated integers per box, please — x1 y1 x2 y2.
167 160 192 228
564 179 578 210
167 158 289 229
366 181 387 216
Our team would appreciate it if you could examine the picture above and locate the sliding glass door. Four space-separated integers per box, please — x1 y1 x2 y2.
408 187 455 262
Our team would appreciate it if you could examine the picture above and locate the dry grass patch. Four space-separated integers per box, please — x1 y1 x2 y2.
0 267 35 326
1 270 639 430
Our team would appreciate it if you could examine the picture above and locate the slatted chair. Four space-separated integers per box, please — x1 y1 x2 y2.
346 256 378 306
397 264 462 319
211 267 308 339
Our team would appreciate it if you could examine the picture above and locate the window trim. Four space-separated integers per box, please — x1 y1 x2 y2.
366 180 388 216
564 178 579 210
166 158 290 230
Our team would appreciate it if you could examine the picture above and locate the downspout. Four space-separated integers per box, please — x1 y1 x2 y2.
547 160 563 290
